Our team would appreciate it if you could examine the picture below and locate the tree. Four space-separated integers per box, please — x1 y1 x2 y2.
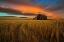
36 14 47 20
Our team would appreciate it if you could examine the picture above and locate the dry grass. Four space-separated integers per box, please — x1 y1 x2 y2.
0 20 64 42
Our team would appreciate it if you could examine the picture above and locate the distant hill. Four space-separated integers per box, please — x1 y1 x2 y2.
0 16 32 20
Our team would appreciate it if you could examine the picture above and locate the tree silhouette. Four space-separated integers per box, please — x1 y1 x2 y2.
36 14 47 20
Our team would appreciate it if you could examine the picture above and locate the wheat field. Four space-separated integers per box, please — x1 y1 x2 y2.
0 20 64 42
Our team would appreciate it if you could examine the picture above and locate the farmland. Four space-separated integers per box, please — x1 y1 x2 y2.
0 20 64 42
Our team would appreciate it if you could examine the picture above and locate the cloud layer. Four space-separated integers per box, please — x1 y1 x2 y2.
0 0 64 18
1 0 64 11
0 6 22 15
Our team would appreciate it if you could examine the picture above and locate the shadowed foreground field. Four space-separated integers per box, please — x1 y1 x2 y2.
0 20 64 42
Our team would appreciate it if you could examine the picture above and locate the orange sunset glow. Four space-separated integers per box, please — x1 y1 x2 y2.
10 5 60 20
0 5 62 20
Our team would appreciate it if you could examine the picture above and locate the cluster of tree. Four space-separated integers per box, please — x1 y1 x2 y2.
33 14 47 20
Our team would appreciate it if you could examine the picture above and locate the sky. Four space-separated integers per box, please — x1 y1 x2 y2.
0 0 64 19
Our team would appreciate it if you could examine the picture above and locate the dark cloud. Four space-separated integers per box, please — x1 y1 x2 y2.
45 0 64 12
0 6 22 15
0 0 31 5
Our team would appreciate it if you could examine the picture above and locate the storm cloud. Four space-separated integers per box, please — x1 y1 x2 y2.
0 6 22 15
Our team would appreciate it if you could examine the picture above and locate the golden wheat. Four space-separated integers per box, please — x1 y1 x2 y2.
0 20 64 42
